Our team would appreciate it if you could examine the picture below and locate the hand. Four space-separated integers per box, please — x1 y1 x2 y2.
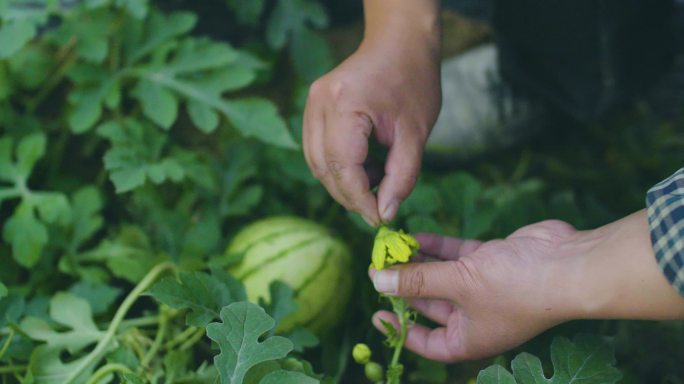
369 212 684 362
302 0 441 226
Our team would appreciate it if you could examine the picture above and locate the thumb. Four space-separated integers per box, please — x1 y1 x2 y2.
371 261 458 300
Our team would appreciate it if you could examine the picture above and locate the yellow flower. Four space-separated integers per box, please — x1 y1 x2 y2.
371 226 419 270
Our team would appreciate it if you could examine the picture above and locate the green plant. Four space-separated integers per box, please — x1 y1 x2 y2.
1 0 683 383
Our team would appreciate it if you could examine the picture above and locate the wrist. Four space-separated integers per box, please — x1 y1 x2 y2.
566 211 684 321
361 0 441 56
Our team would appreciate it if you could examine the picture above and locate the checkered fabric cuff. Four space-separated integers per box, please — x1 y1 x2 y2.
646 167 684 297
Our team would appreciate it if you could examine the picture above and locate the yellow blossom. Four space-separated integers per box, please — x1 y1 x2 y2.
371 226 419 270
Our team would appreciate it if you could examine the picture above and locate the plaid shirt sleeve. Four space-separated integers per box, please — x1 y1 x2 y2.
646 167 684 297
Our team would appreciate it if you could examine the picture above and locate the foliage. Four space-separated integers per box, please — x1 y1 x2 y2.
477 335 622 384
1 0 683 383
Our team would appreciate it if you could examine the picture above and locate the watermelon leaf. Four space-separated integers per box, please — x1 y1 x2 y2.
477 335 622 384
477 365 516 384
148 271 243 327
260 370 319 384
206 302 293 384
259 281 298 334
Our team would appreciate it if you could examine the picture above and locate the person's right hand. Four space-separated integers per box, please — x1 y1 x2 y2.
368 211 684 362
302 0 441 227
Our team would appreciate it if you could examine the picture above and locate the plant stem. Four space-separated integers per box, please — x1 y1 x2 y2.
117 315 163 330
85 363 132 384
64 262 176 384
0 365 26 374
164 326 198 351
139 310 169 373
179 327 206 351
0 330 14 360
387 297 409 384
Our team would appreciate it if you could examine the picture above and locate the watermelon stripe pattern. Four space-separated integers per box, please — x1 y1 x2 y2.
226 216 352 334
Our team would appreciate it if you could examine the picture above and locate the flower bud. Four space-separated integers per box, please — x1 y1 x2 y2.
364 362 384 382
352 343 372 365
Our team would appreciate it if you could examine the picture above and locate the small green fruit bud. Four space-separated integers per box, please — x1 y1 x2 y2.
365 362 384 382
352 343 372 365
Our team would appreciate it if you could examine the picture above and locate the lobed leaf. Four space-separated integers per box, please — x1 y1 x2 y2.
20 293 103 354
206 302 293 384
148 271 244 327
260 370 319 384
477 335 622 384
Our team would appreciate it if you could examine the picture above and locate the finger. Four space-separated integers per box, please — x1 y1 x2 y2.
302 88 325 178
409 298 455 325
371 261 458 299
376 123 424 222
303 100 353 208
373 311 461 362
414 233 483 260
323 110 379 226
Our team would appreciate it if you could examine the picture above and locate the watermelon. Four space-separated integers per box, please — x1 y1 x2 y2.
226 216 352 334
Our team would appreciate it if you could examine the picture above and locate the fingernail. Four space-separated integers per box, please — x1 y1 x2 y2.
373 270 398 294
381 200 399 222
361 214 376 227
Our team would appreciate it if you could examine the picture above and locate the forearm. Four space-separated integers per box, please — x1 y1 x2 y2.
362 0 441 55
569 210 684 320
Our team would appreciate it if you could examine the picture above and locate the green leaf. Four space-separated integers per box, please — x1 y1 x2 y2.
27 345 94 384
181 211 221 257
132 79 179 129
68 186 104 249
0 20 36 58
3 201 48 267
223 185 263 217
16 132 46 179
20 293 103 354
260 370 319 384
259 281 297 333
148 271 242 327
478 335 623 384
289 27 333 81
206 302 293 384
124 11 197 65
0 280 6 299
98 119 186 193
285 327 319 353
223 98 297 149
67 64 120 133
115 0 149 19
187 99 219 133
80 225 164 283
33 192 72 226
69 281 122 316
126 35 295 147
121 372 146 384
0 293 25 329
226 0 265 26
403 184 442 215
266 0 328 50
51 9 114 63
477 365 517 384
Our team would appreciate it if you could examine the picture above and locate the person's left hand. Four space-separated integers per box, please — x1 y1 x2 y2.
369 220 581 362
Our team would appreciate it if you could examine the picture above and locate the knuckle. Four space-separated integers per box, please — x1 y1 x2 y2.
402 268 426 297
327 160 345 179
330 80 346 102
308 79 326 97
